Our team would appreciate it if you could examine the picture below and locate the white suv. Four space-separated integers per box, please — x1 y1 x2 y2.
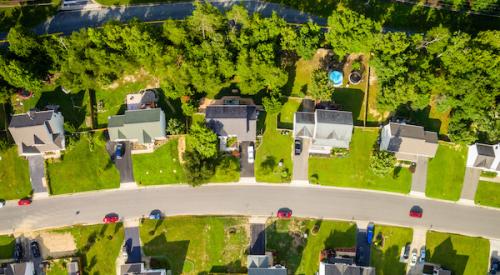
247 144 254 163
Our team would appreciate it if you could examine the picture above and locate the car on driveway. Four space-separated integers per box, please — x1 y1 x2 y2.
277 208 292 219
30 241 41 258
14 242 23 262
409 205 423 218
491 260 499 275
103 214 119 224
410 250 418 266
115 143 124 160
419 247 426 263
247 143 254 164
18 198 31 206
294 139 302 155
0 200 5 208
403 243 410 259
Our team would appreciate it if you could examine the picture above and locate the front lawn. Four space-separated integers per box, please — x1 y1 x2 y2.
426 143 467 201
140 216 248 274
279 98 302 129
309 128 412 193
475 181 500 208
0 235 15 259
0 146 32 200
370 225 413 275
133 139 186 185
266 218 356 274
46 260 68 275
255 114 293 183
210 156 240 183
55 223 124 275
47 134 120 194
426 231 489 275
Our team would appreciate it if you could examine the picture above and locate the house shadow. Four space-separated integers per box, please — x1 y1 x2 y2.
156 89 185 121
35 88 87 130
429 237 469 275
257 111 267 135
324 226 358 248
143 234 190 275
208 259 245 274
394 105 443 138
331 88 365 126
372 244 407 274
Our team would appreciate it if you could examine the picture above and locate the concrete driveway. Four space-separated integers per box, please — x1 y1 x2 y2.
292 138 310 183
460 167 481 204
407 227 427 274
249 223 265 255
239 141 255 178
27 155 48 195
124 223 142 263
410 156 428 197
355 228 371 267
106 141 135 184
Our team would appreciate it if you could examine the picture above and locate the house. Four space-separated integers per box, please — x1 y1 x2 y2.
126 90 158 111
108 108 166 151
247 254 287 275
466 143 500 172
379 122 438 161
120 262 166 275
319 260 375 275
0 262 35 275
205 105 257 150
422 263 451 275
293 109 353 154
8 110 65 158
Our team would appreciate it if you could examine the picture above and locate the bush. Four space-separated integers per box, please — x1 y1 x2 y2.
167 118 185 135
481 171 497 178
369 150 396 176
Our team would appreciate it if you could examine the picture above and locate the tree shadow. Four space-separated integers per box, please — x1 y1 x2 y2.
429 237 469 275
260 156 276 173
394 104 443 137
372 244 407 274
332 88 365 126
209 259 245 274
143 234 190 275
257 111 267 136
35 88 87 130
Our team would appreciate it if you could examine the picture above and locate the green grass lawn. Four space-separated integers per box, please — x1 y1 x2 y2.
46 260 68 275
279 97 302 129
140 216 248 274
210 156 240 183
266 218 356 274
332 88 366 125
475 181 500 208
309 128 412 193
426 143 467 201
0 235 15 259
0 146 32 200
47 134 120 194
426 231 489 275
133 139 186 185
54 223 124 275
255 114 293 183
370 225 413 275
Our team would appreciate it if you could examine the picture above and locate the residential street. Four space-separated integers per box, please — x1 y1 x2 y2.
1 184 500 239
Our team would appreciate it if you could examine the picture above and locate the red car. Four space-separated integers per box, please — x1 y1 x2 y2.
409 206 423 218
18 198 32 206
277 208 292 219
103 215 119 224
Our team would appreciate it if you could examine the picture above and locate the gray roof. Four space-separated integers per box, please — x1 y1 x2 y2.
247 255 287 275
8 110 65 155
383 123 438 158
248 255 270 268
316 109 352 125
205 105 257 142
108 108 165 144
476 144 496 157
120 263 164 275
294 110 353 149
294 112 315 138
4 262 33 275
248 268 287 275
323 263 375 275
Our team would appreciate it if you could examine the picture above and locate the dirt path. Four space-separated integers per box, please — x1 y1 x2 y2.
177 135 186 164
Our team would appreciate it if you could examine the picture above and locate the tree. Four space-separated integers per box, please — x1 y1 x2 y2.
187 1 224 40
281 21 322 60
0 57 43 92
262 92 283 114
369 151 396 176
187 122 218 159
7 26 40 58
183 150 215 186
309 69 333 101
167 118 185 135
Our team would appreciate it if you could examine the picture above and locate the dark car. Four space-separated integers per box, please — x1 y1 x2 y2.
149 209 162 220
14 242 23 261
491 260 499 275
30 241 41 258
115 143 124 160
294 139 302 155
403 243 411 259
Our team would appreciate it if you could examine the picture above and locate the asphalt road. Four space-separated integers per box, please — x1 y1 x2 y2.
1 184 500 239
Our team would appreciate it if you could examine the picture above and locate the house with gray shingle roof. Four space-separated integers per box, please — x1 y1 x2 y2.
0 261 35 275
466 143 500 172
8 110 65 158
379 122 438 161
319 260 375 275
108 108 166 150
293 109 353 154
205 105 257 142
247 254 287 275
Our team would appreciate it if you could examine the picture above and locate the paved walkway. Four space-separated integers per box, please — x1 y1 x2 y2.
459 167 481 204
27 155 48 196
409 156 428 197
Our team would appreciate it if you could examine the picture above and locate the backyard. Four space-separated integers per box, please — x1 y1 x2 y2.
309 128 412 193
426 231 489 275
0 235 15 259
370 225 413 275
133 139 186 185
255 113 293 183
47 133 120 194
426 143 467 201
266 218 356 274
475 181 500 208
140 216 248 274
278 97 302 129
0 146 32 200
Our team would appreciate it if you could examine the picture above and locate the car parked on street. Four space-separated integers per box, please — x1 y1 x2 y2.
30 241 41 258
410 250 418 266
247 143 254 164
149 209 162 220
409 205 423 218
0 200 5 208
18 198 31 206
277 208 292 219
294 139 302 155
491 260 499 275
115 143 124 160
103 214 119 224
419 247 426 263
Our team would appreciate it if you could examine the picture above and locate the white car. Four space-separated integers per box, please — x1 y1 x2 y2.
247 144 254 164
410 251 418 266
0 200 4 208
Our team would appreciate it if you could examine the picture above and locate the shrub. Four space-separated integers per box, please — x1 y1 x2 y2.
369 150 396 176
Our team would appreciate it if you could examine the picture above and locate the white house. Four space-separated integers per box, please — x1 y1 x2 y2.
466 143 500 172
379 122 438 161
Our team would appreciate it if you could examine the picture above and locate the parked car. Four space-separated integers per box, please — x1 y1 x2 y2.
247 143 254 164
149 209 162 220
419 247 426 263
103 214 119 224
30 241 41 258
18 198 31 206
115 143 124 160
366 222 375 245
14 242 23 262
409 205 423 218
0 200 5 208
410 250 418 266
277 208 292 219
491 260 499 275
403 243 411 259
294 139 302 155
